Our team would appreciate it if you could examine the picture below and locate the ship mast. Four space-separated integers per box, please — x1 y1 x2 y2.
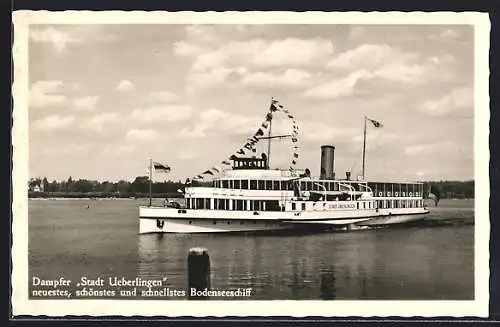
148 158 152 207
266 118 272 169
362 116 367 180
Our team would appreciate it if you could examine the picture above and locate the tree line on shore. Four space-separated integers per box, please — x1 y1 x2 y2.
27 176 475 199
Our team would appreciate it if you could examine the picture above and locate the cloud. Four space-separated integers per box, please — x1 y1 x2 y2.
32 114 75 131
147 91 179 103
173 40 208 56
30 27 82 54
419 86 473 116
116 80 134 92
179 38 334 72
179 108 262 138
130 105 192 123
73 96 99 111
29 80 68 108
305 51 457 99
327 44 419 71
125 129 158 142
80 113 121 133
373 62 426 84
241 69 312 88
301 121 358 142
252 38 334 67
430 28 461 40
304 70 372 99
186 67 243 92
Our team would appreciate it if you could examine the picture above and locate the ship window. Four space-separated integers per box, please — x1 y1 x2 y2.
213 221 217 225
357 202 359 210
273 181 280 190
225 199 229 210
300 181 306 191
222 180 228 188
301 203 306 211
229 180 233 189
205 198 210 209
250 180 257 190
258 180 265 190
265 200 280 211
307 181 312 191
280 181 287 190
189 221 192 224
236 200 243 210
242 180 248 189
292 203 296 210
227 221 231 225
266 180 273 190
234 180 241 189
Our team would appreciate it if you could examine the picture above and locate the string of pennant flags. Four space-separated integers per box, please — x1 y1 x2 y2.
189 98 300 182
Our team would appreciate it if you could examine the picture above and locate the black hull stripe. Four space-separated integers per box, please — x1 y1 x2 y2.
140 211 428 222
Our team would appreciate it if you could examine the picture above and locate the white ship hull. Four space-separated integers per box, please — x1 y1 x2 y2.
139 206 377 234
138 206 429 234
356 208 429 226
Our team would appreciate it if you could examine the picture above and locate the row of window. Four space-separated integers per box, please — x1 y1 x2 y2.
186 198 424 211
187 198 282 211
212 179 368 192
376 199 423 209
368 183 424 197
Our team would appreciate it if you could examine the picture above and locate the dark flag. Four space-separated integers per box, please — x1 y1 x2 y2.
237 149 246 155
293 153 299 158
266 113 273 121
153 161 171 173
367 118 383 128
203 170 214 176
222 160 231 165
255 129 264 137
287 114 294 119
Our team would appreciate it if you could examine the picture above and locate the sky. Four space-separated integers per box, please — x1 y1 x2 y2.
28 24 474 183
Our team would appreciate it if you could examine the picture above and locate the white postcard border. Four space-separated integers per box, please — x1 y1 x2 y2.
11 10 491 317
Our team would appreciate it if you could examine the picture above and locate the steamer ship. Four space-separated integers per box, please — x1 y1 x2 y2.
139 100 434 234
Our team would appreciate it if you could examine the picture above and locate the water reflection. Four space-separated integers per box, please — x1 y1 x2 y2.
137 225 473 300
320 268 336 300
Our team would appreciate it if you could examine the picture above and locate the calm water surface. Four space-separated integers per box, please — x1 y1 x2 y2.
29 199 474 300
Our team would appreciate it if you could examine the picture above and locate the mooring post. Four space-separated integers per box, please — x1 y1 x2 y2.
187 247 211 300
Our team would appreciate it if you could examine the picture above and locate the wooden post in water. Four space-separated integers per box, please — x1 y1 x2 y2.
187 247 211 299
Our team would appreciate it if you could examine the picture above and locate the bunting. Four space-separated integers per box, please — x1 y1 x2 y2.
189 98 300 182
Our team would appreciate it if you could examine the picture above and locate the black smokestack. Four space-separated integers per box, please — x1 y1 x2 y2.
320 145 335 179
346 171 351 180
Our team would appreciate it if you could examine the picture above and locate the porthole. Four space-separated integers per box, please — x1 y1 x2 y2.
213 221 217 225
189 221 192 225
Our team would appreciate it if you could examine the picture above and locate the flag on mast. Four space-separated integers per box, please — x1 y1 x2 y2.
153 161 171 173
367 118 383 128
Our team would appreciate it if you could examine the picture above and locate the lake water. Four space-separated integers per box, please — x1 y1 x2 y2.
28 198 474 300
